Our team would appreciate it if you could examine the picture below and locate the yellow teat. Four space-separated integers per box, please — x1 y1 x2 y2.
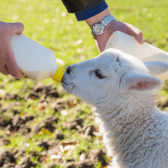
52 67 64 83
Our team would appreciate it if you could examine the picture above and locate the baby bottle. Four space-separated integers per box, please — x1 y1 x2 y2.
11 34 64 83
105 31 168 81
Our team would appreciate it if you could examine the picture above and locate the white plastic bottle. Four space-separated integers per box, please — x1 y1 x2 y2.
11 34 64 82
105 31 168 81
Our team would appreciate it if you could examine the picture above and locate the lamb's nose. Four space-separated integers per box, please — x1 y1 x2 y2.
66 66 72 74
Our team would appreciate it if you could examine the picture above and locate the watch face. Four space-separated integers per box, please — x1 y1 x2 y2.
94 24 102 34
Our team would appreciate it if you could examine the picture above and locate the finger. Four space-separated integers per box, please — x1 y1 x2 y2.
4 45 25 79
7 54 25 79
0 52 10 75
9 22 24 35
124 23 144 44
136 31 144 44
0 64 10 75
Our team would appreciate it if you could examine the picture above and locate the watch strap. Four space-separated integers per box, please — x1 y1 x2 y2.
101 15 116 26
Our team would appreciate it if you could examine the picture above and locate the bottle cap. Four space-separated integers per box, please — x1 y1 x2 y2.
52 67 64 83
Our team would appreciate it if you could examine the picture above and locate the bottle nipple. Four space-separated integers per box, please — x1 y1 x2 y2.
52 67 64 83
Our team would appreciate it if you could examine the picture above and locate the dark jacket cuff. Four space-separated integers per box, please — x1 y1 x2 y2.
61 0 104 13
75 1 108 21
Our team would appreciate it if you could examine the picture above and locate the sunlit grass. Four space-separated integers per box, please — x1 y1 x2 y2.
1 0 168 167
5 135 25 148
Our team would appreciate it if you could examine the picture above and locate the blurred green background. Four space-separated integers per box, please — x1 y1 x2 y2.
1 0 168 167
1 0 168 66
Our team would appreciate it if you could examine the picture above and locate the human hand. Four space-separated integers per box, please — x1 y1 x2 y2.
0 21 25 79
86 9 144 52
95 20 144 52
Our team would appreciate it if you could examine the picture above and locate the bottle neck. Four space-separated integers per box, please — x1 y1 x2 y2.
52 63 59 77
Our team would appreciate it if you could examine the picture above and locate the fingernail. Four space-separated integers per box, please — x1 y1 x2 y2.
21 72 25 76
15 73 24 79
139 38 144 44
19 73 25 79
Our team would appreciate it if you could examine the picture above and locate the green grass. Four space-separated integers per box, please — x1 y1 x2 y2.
1 0 168 167
6 135 25 148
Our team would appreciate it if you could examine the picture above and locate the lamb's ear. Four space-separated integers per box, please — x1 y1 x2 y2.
144 61 168 76
120 71 163 92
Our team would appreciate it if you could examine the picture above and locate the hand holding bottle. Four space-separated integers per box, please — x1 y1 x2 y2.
96 20 144 52
0 21 25 79
86 9 144 52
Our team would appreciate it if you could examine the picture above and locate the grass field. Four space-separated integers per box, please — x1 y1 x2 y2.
1 0 168 167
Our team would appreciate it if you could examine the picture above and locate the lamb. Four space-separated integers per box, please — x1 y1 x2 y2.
61 48 168 168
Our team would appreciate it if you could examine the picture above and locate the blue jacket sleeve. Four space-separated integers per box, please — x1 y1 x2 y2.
75 1 108 21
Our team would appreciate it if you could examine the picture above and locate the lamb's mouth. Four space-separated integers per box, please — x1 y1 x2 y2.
61 77 75 93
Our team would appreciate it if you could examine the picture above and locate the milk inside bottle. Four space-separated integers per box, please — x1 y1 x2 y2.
105 31 168 81
11 34 64 82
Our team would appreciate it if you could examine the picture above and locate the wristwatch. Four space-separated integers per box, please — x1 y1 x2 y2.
92 15 116 39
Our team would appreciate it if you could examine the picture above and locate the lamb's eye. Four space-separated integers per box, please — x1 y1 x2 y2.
95 69 105 79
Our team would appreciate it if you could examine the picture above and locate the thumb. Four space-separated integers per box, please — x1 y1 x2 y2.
10 22 24 35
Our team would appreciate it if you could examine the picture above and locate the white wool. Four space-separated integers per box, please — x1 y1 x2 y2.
62 48 168 168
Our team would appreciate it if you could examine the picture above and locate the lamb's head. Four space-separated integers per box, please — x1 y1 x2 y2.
62 48 167 108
